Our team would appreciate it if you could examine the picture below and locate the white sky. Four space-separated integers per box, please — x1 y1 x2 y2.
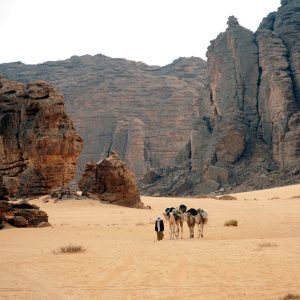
0 0 280 66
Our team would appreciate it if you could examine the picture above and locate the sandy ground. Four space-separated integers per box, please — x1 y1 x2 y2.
1 184 300 300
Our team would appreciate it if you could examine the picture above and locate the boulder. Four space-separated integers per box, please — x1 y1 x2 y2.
79 151 143 208
204 165 236 185
0 200 49 228
37 221 52 228
171 181 193 196
215 129 246 163
7 216 29 227
0 77 83 196
49 187 87 200
141 170 160 184
194 180 220 195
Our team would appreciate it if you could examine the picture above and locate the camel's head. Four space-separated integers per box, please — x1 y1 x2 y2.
162 210 169 220
179 204 187 213
163 207 175 220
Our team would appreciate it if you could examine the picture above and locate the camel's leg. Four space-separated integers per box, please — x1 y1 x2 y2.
180 221 183 239
197 223 201 238
169 223 172 240
175 224 180 239
189 224 194 238
172 225 175 240
201 223 204 238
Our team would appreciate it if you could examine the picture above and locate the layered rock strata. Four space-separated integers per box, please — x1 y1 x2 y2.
1 0 299 195
142 0 300 195
256 0 300 170
0 76 83 196
0 57 208 179
79 151 143 207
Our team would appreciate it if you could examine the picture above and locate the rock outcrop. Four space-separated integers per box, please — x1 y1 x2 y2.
141 0 300 195
0 76 83 196
79 151 143 207
0 200 49 229
256 0 300 171
0 56 208 179
1 0 299 195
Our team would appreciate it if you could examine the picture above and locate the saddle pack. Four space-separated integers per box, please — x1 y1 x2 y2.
187 208 198 216
197 209 208 219
165 207 175 217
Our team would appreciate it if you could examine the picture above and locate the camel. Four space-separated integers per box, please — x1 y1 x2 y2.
163 207 176 239
195 208 208 238
168 211 177 240
175 204 187 239
163 205 187 239
186 208 208 238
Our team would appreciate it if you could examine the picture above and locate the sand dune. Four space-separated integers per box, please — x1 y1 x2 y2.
1 184 300 299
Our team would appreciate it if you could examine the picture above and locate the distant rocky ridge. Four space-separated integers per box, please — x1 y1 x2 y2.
0 55 208 180
0 77 83 196
0 0 299 195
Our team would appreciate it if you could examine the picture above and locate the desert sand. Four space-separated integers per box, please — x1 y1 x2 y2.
1 184 300 300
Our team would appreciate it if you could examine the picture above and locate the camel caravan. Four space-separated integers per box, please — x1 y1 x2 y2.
162 205 208 240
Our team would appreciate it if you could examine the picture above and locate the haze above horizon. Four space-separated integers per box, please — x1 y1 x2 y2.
1 0 280 66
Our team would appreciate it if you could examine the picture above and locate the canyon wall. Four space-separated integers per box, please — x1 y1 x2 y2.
140 0 300 195
0 56 208 179
0 0 299 195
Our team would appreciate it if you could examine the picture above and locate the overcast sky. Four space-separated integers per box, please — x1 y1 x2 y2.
0 0 280 66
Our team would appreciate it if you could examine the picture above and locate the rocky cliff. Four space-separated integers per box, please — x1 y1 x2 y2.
0 56 208 179
256 0 300 170
0 0 299 195
0 76 83 196
141 0 300 195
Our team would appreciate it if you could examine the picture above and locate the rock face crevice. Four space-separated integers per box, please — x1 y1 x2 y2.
0 76 83 196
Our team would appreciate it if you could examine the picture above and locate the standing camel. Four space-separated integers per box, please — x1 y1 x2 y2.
163 205 187 239
174 205 187 239
186 208 197 238
195 208 208 238
186 208 208 238
168 211 176 240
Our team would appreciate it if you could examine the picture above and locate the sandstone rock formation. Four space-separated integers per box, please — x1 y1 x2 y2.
79 151 143 207
1 0 299 195
141 0 300 195
0 200 48 229
256 0 300 171
0 57 208 179
0 76 83 196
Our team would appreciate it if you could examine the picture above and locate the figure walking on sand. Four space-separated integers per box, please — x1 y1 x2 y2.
155 217 164 241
